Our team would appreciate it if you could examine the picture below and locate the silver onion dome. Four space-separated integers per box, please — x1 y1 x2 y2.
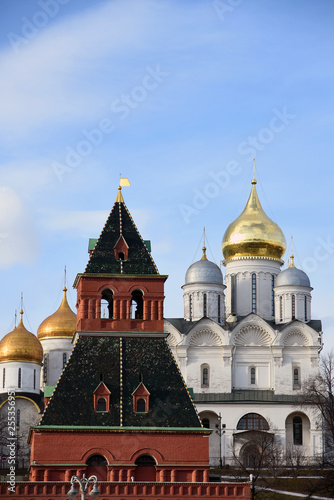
185 247 223 285
276 257 311 287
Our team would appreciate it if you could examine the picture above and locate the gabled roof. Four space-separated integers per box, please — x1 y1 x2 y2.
85 189 159 275
40 335 201 429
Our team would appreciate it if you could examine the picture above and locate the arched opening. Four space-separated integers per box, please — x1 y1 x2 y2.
18 368 22 388
293 416 303 445
135 454 156 481
237 413 269 431
118 251 125 260
250 367 256 385
131 290 143 319
202 418 210 429
86 454 108 481
97 398 107 411
292 294 295 320
136 398 146 412
101 289 113 319
242 444 261 468
252 274 256 314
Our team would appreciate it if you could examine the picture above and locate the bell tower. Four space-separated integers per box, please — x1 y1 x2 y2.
74 182 167 333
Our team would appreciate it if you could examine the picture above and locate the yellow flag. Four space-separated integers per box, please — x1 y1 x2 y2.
120 178 131 187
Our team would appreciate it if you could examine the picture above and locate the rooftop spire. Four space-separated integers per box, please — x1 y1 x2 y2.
201 227 207 260
289 235 295 268
115 177 131 203
252 157 257 185
64 265 67 291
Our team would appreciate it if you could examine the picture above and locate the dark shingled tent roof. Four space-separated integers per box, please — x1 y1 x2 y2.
40 335 202 429
85 193 159 275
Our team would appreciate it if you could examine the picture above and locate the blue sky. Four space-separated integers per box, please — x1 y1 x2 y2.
0 0 334 351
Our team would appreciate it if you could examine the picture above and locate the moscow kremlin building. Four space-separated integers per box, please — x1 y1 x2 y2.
0 174 323 499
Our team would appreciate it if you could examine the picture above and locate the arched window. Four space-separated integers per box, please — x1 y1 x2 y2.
16 409 20 429
131 290 143 319
201 365 209 387
202 418 210 429
86 454 108 466
3 368 5 389
136 398 146 412
250 367 256 385
293 416 303 445
218 295 221 323
280 296 283 322
18 368 21 388
97 398 106 411
252 274 256 313
43 354 48 383
242 444 261 468
304 296 307 322
271 275 275 316
293 368 300 389
135 455 156 467
63 353 67 369
33 369 36 389
237 413 269 431
203 293 207 317
101 289 113 319
292 295 295 320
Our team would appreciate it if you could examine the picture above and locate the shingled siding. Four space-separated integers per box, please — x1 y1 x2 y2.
40 335 201 428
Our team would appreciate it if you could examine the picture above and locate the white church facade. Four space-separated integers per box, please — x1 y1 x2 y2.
165 177 323 466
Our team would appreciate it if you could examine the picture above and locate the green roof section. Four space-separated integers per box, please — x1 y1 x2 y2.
84 199 158 275
40 335 202 429
88 238 98 252
44 386 55 398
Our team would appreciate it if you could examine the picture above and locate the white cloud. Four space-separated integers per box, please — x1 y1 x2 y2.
0 187 40 268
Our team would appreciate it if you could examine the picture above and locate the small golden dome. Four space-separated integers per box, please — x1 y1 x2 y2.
37 288 77 340
222 179 286 261
0 311 43 364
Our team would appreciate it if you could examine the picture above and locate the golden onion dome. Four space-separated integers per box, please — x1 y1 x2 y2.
37 287 77 340
0 310 43 364
222 179 286 262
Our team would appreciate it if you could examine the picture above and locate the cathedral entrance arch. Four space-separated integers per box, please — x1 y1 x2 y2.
199 411 222 467
134 454 156 481
86 454 108 481
285 412 310 457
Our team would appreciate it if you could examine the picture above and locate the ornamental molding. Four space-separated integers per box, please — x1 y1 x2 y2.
283 330 309 347
166 333 179 346
234 325 272 346
189 329 223 347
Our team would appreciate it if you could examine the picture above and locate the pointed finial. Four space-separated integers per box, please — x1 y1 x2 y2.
14 309 17 328
64 265 67 291
289 235 295 268
252 158 257 185
115 177 131 203
201 227 207 260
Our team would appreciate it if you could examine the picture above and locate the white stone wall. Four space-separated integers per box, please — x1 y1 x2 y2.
183 282 226 323
274 285 312 323
40 337 74 387
0 360 41 394
224 259 282 320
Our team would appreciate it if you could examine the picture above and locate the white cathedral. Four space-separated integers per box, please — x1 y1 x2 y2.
0 176 323 468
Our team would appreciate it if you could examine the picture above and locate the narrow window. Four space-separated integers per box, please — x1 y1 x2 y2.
136 398 146 412
203 293 207 317
18 368 21 389
250 367 256 385
43 354 48 383
131 290 143 319
97 398 106 411
271 275 275 316
189 295 192 321
33 369 36 389
280 296 283 322
218 295 221 323
292 295 295 320
252 274 256 313
293 368 300 389
293 416 303 445
3 368 5 389
118 251 125 260
17 409 20 429
304 296 307 322
63 353 67 369
231 275 236 315
101 289 113 319
202 365 209 387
